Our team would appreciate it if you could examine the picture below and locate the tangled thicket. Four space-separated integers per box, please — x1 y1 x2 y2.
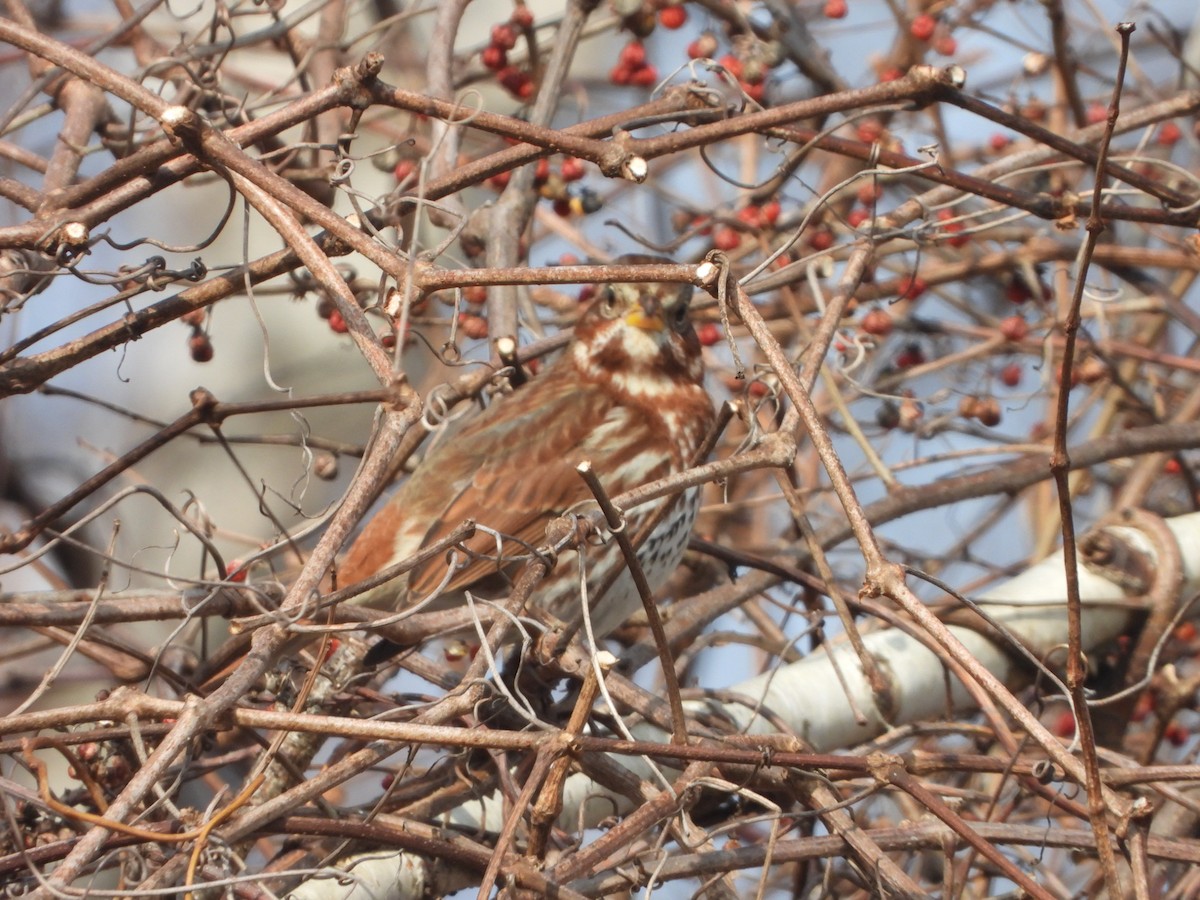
3 0 1200 897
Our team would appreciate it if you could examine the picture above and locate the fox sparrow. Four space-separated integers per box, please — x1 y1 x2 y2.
340 256 714 661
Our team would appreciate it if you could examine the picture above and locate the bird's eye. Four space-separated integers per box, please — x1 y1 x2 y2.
672 301 689 330
598 287 618 317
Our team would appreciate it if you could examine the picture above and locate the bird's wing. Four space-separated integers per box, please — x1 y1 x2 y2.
339 360 687 605
408 373 680 597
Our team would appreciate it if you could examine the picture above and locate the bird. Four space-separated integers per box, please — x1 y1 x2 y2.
339 255 715 663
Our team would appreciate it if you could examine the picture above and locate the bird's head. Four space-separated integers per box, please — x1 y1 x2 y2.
571 255 704 394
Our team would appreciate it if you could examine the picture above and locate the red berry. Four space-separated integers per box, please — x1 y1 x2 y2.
457 312 489 340
847 208 871 228
620 40 646 68
486 169 511 191
630 64 659 87
481 44 507 70
1165 458 1183 475
226 559 247 582
898 275 927 300
932 33 956 56
510 5 533 28
497 65 531 97
999 315 1028 342
463 285 488 305
560 156 585 182
760 199 781 225
861 308 893 336
879 66 904 83
328 310 348 334
393 159 415 183
989 132 1011 153
807 228 834 251
553 197 571 217
736 205 764 229
713 226 741 251
696 322 722 346
855 119 883 144
534 157 551 183
856 181 883 206
1165 721 1190 747
490 23 517 50
936 209 968 246
824 0 847 18
1158 121 1182 146
1175 621 1196 640
609 64 632 86
658 5 687 29
1087 102 1107 124
1000 362 1022 387
910 14 936 41
718 54 743 80
1053 710 1075 738
742 81 766 102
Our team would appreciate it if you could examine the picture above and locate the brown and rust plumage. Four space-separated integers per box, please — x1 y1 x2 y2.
341 256 715 654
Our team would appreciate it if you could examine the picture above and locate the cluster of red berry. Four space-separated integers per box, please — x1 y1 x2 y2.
935 209 969 248
896 274 927 301
613 0 689 37
605 1 688 86
315 293 404 347
485 154 598 220
715 52 768 103
481 4 536 99
610 40 658 88
711 200 782 251
908 13 957 56
455 286 489 341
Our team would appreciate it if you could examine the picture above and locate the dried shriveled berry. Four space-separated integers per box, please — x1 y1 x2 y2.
189 332 213 362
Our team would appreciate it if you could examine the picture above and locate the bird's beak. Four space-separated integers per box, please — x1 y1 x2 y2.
626 294 665 332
